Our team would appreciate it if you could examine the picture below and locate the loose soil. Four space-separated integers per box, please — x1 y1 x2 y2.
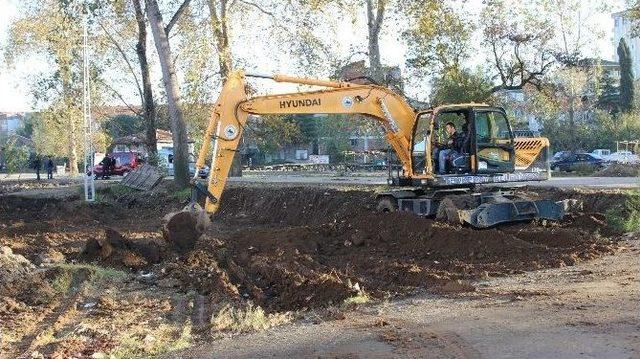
0 182 628 357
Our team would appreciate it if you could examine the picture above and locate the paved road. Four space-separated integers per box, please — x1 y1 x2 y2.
2 172 638 189
228 172 639 189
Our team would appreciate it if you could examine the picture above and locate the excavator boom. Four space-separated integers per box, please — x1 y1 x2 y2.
195 70 420 214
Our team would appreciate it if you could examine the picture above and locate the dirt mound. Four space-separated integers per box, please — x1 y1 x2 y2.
162 249 241 300
82 228 167 268
174 187 617 310
215 187 375 226
594 163 640 177
0 247 55 308
0 246 35 281
217 210 615 302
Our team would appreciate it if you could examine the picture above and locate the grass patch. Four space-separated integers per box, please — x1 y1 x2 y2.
108 184 138 197
607 189 640 232
54 263 128 282
343 292 371 306
211 303 292 334
109 324 192 359
169 187 192 202
51 270 73 294
50 263 129 293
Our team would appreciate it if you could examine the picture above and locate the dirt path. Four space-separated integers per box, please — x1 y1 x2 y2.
168 238 640 359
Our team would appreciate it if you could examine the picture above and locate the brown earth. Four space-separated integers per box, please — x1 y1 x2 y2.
0 183 628 357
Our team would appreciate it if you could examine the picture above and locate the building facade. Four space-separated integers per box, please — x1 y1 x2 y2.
0 112 28 141
613 10 640 78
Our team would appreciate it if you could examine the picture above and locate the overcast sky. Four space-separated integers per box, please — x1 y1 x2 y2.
0 0 626 112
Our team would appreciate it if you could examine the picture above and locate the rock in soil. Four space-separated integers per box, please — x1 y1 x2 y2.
441 280 476 293
0 246 35 282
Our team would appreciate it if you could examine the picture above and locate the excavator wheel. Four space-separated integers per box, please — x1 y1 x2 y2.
436 195 478 225
162 203 211 252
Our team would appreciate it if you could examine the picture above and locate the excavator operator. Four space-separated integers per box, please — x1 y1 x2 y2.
436 121 465 174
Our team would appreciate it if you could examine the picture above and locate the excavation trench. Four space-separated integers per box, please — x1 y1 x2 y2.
1 185 623 315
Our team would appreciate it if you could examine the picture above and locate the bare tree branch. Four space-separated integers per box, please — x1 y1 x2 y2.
98 21 144 106
239 0 274 16
96 77 142 117
165 0 192 35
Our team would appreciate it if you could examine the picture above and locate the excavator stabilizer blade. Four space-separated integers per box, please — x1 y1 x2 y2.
459 199 565 228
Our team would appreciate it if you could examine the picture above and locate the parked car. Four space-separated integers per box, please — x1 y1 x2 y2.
191 163 210 179
551 152 604 172
166 159 209 179
553 151 573 161
607 150 639 164
590 149 611 161
90 152 143 178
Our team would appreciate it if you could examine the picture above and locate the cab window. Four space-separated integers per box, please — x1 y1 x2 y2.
475 111 511 145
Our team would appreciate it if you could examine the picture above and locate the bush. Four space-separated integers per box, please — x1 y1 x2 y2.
3 138 30 174
607 189 640 232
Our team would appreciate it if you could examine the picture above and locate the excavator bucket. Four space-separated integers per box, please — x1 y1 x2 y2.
162 185 213 251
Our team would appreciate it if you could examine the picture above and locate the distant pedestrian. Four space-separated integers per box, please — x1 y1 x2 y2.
110 155 117 176
45 156 54 179
100 154 112 179
32 155 42 181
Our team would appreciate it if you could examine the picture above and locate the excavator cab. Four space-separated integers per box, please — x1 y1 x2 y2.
473 108 515 174
411 104 523 184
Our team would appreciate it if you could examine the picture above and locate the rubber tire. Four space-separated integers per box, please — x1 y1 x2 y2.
376 196 398 213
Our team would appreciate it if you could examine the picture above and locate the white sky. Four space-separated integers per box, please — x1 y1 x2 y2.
0 0 627 112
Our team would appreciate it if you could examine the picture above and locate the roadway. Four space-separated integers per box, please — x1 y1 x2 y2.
228 171 639 189
1 172 637 190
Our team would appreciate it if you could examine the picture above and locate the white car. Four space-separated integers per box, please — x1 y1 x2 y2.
590 149 611 161
607 151 639 164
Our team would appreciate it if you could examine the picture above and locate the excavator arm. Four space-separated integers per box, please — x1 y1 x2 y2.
195 70 422 214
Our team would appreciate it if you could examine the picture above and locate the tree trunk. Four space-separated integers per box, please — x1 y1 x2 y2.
67 116 79 175
60 60 79 175
366 0 385 84
208 0 241 176
568 100 576 150
146 0 190 187
207 0 233 81
133 0 157 163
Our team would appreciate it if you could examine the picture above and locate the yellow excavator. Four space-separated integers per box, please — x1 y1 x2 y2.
164 70 564 242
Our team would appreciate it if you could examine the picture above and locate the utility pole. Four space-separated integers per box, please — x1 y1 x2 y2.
82 19 95 202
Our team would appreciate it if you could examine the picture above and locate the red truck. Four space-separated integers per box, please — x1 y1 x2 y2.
90 152 143 178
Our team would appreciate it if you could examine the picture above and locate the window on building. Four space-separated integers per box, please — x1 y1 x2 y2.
295 149 308 160
350 138 358 147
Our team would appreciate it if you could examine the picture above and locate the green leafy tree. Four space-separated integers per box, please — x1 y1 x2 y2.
618 38 635 113
103 114 145 139
5 0 111 175
403 1 472 75
430 68 493 106
3 138 30 174
247 115 303 156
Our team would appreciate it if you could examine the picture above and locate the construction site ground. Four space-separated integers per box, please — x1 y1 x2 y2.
0 178 638 358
